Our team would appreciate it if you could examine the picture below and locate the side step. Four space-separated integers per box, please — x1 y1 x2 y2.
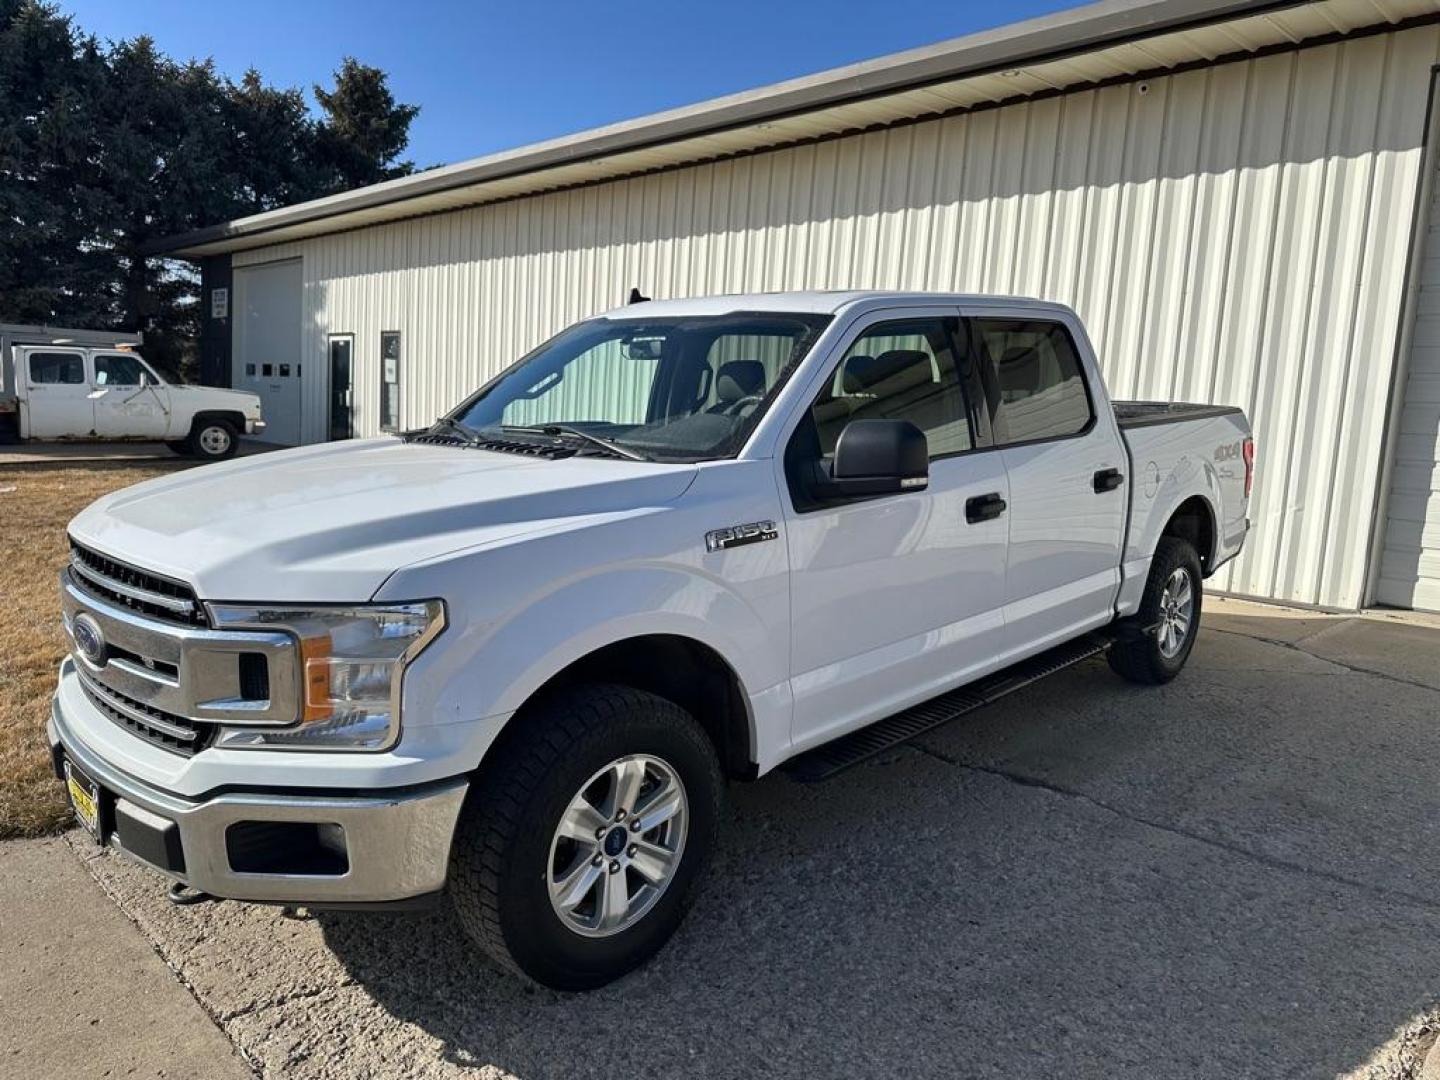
783 631 1115 783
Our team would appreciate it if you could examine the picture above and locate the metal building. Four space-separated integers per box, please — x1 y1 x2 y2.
152 0 1440 613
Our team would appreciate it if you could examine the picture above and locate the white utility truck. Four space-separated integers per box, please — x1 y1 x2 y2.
48 292 1252 989
1 323 264 459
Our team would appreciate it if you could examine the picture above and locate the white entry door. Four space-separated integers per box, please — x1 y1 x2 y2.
234 260 303 445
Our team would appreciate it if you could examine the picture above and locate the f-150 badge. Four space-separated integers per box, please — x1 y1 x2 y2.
705 520 778 552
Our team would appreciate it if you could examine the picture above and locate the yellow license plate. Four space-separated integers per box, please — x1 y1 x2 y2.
65 762 100 839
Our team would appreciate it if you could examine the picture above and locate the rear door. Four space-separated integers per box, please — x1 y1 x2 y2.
781 310 1010 751
91 351 170 438
968 312 1127 656
20 348 93 438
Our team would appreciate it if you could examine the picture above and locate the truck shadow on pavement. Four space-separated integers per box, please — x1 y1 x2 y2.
316 617 1440 1079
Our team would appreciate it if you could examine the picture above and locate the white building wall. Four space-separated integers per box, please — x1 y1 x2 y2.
233 24 1440 609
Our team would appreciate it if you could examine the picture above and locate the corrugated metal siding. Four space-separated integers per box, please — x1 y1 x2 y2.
233 24 1440 609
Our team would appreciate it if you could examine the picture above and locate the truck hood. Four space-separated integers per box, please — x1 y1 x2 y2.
170 385 260 408
68 438 699 602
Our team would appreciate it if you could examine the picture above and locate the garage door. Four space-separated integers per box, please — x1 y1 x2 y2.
233 260 303 446
1376 162 1440 612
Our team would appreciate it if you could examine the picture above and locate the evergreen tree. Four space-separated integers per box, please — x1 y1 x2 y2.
0 1 419 374
314 58 419 188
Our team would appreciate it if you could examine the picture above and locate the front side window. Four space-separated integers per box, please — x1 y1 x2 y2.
806 319 972 459
972 319 1092 444
449 313 829 462
28 352 84 385
94 354 146 386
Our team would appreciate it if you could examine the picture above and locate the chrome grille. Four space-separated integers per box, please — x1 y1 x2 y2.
77 665 214 757
68 541 205 627
60 567 302 757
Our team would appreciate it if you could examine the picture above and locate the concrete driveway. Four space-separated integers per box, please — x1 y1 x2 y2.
64 600 1440 1079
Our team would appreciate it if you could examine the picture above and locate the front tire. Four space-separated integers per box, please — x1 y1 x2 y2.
449 684 723 990
1108 536 1202 685
187 419 237 460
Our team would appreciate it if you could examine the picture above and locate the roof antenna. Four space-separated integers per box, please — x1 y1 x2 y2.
628 287 650 305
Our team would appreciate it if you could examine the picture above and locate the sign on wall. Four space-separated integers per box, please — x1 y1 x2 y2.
210 287 229 320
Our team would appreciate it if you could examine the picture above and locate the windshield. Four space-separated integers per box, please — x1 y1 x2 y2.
441 312 831 462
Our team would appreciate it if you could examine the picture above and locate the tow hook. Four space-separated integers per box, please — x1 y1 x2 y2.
167 881 219 906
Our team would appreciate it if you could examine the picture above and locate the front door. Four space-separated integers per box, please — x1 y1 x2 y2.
967 313 1127 656
328 335 353 440
781 311 1010 753
21 349 93 438
91 351 170 439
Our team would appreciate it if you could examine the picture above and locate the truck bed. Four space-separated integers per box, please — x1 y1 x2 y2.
1113 400 1245 429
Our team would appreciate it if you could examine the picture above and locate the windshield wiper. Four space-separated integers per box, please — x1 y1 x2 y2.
424 416 485 445
500 424 649 462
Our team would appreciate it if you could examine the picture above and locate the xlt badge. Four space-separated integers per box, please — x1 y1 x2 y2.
705 520 778 553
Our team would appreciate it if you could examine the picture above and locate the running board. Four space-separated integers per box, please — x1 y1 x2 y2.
783 631 1115 783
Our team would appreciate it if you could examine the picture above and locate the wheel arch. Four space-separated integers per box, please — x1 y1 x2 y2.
1160 494 1218 575
501 634 757 781
188 409 246 435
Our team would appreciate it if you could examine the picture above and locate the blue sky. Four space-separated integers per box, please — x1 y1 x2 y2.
59 0 1080 168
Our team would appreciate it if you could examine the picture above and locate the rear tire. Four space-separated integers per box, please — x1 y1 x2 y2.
1108 536 1202 685
186 419 237 460
449 684 723 990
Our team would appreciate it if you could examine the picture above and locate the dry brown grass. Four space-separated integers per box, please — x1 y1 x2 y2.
0 459 192 837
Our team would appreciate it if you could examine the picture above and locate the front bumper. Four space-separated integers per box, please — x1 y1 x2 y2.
49 690 467 905
245 418 266 434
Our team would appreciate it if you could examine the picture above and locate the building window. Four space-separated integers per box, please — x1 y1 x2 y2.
380 331 401 431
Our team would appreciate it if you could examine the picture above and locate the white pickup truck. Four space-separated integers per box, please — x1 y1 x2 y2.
1 324 265 459
48 291 1252 989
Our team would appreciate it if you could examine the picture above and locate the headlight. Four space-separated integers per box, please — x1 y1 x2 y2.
208 601 445 751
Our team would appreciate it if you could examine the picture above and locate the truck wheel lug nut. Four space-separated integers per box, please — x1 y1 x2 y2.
591 854 603 867
615 809 626 822
608 860 621 874
595 827 606 839
627 844 638 857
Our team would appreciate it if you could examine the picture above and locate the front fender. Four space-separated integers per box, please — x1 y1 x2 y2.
441 563 776 725
386 458 792 772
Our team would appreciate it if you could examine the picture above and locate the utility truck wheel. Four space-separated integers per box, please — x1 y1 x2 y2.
187 419 237 460
449 684 723 990
1108 536 1202 685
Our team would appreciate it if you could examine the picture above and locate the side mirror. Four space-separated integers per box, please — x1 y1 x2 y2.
811 419 929 501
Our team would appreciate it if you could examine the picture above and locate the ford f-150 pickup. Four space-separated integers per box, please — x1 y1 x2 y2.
48 291 1253 989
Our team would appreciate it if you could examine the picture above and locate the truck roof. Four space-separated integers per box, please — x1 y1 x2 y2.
597 290 1075 319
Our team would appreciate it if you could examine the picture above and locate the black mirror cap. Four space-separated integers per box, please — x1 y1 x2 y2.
833 419 929 485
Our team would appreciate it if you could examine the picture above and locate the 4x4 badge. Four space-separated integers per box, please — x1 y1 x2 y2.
705 521 778 553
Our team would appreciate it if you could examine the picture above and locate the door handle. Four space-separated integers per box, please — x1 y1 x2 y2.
966 492 1007 523
1093 467 1124 493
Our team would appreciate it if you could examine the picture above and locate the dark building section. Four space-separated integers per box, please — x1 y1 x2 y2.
198 255 233 388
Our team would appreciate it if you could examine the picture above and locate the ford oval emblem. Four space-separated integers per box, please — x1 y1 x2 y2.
72 613 107 666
